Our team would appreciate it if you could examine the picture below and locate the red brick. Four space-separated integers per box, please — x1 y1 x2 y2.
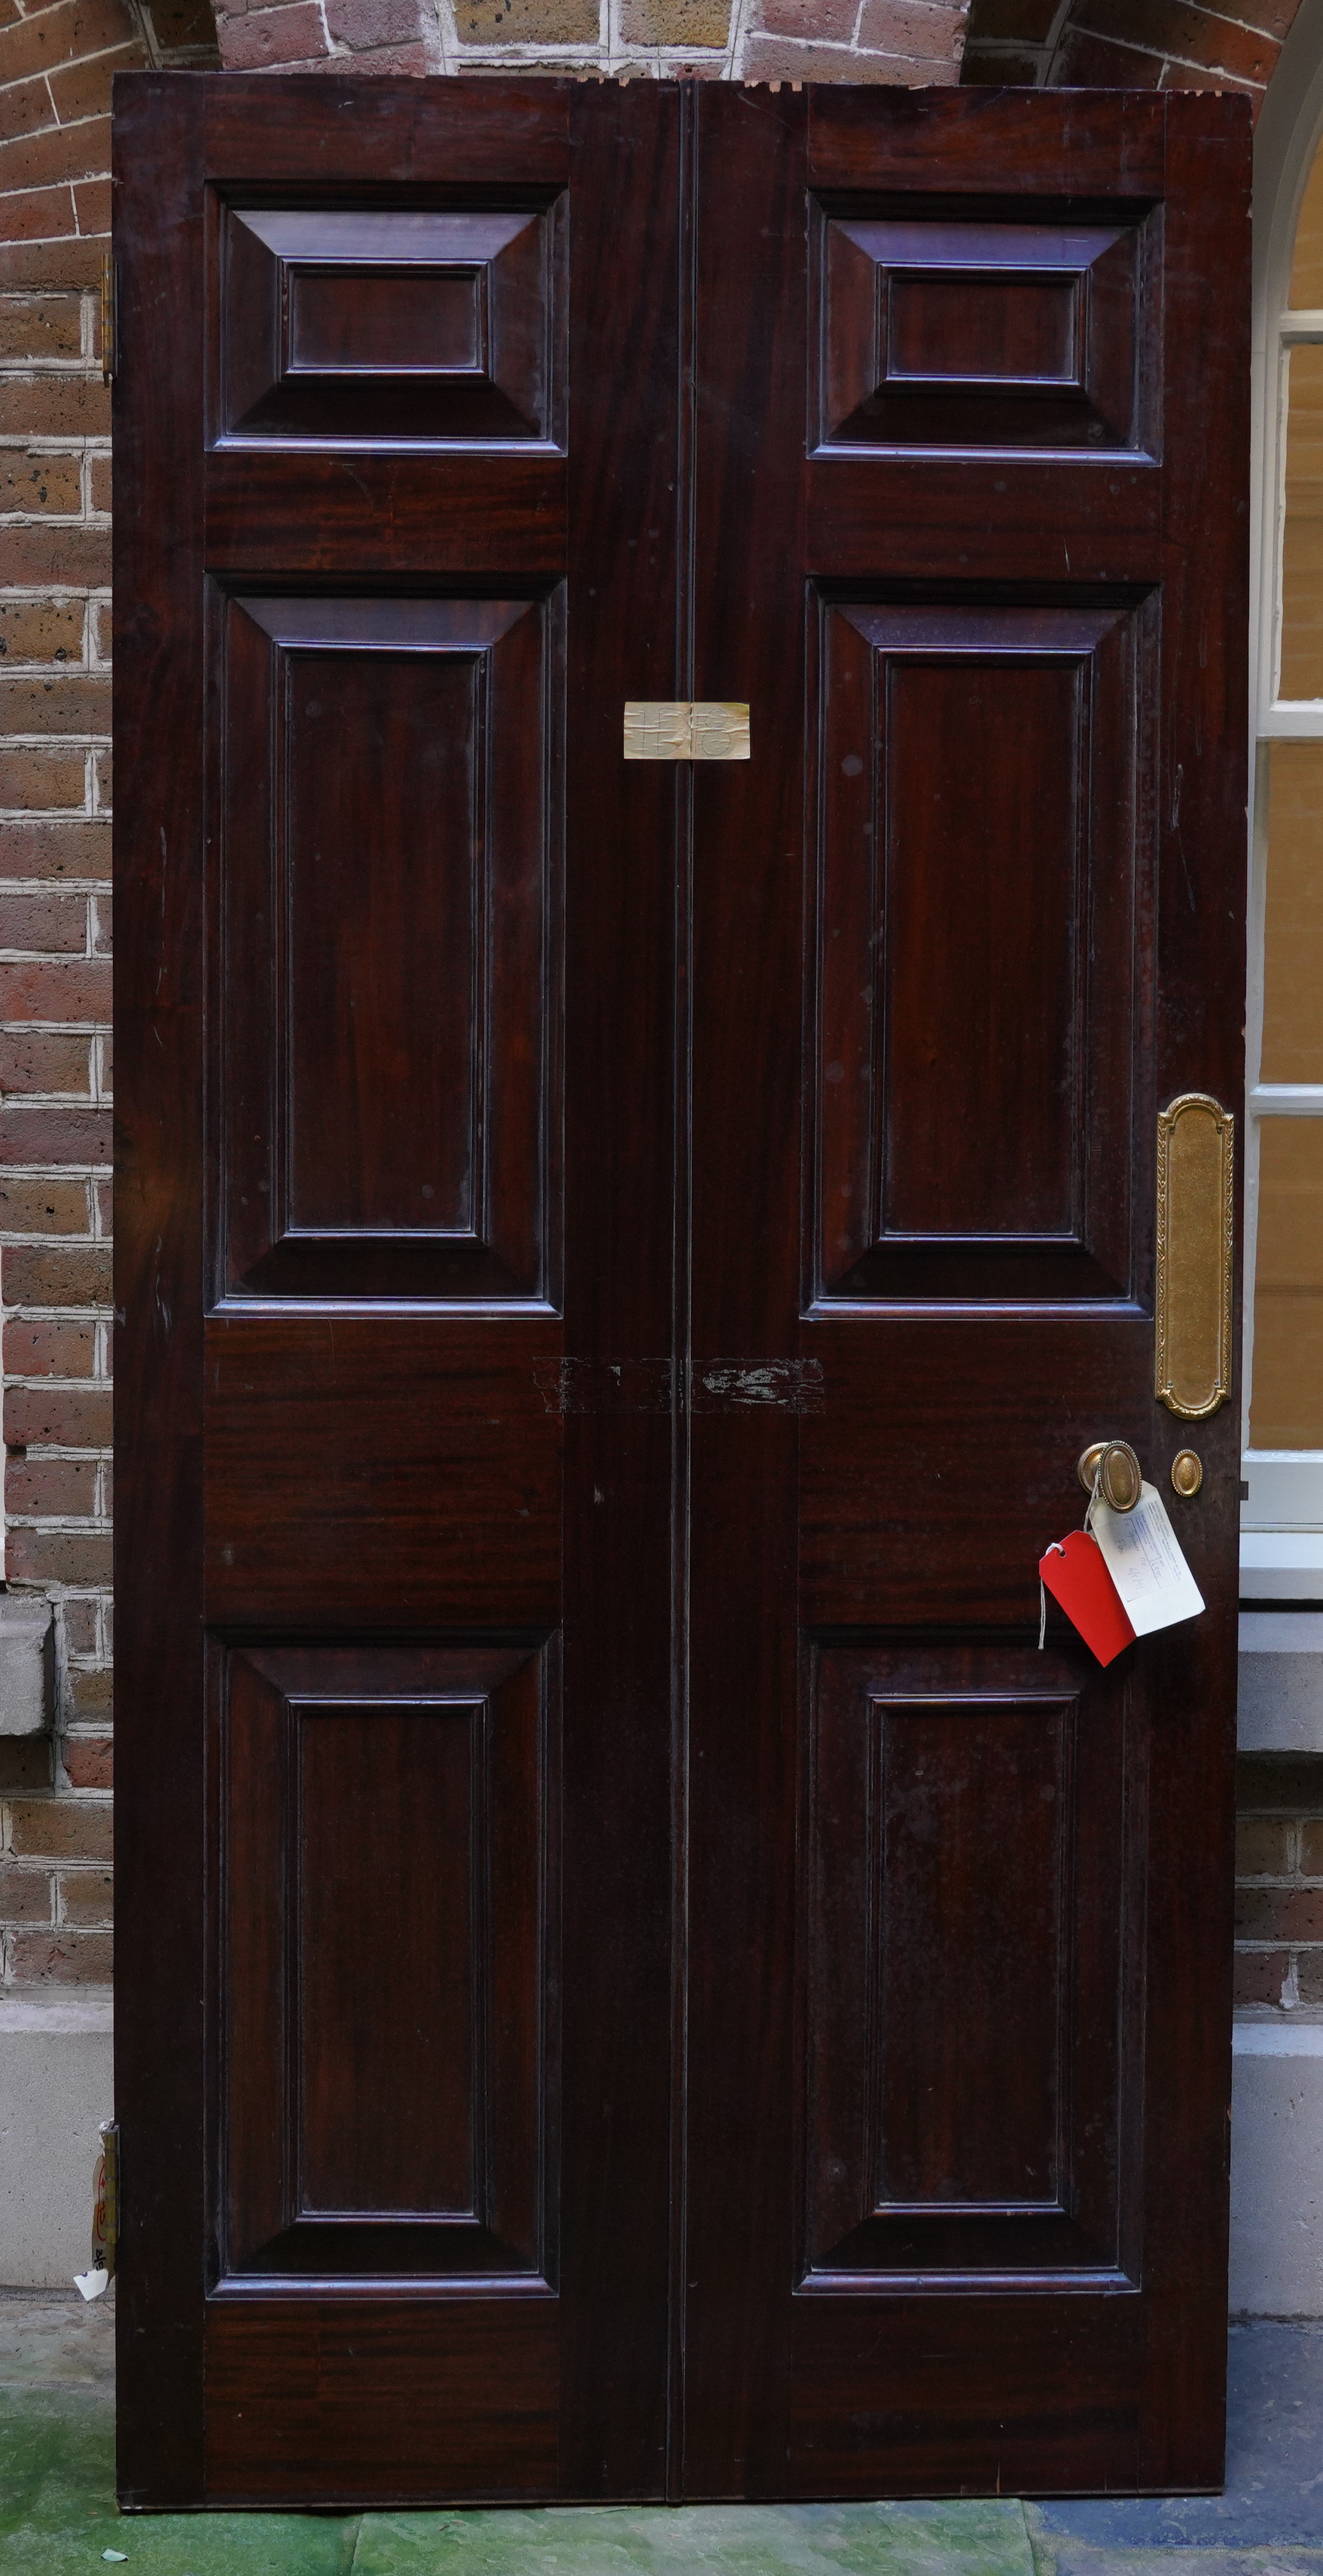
0 182 79 245
0 1859 53 1922
0 452 83 518
0 1030 90 1093
0 959 111 1016
751 0 854 35
8 1790 111 1859
1297 1950 1323 2002
1234 1889 1323 1940
5 1384 108 1442
1303 1822 1323 1875
71 176 110 233
0 0 139 86
0 1174 90 1231
322 0 428 39
9 1925 111 1980
57 1863 111 1922
956 0 1055 34
1156 50 1264 85
218 0 328 56
0 1106 108 1167
0 1734 51 1791
0 377 111 434
8 1455 97 1515
0 890 87 952
6 1526 110 1581
47 38 141 120
1232 1948 1291 2007
91 1174 108 1234
90 886 108 950
0 240 102 293
91 743 108 807
0 746 87 811
853 0 965 53
0 821 108 881
1071 0 1273 78
0 526 110 585
1053 23 1165 74
0 74 56 146
0 289 82 358
3 1239 108 1299
59 1596 96 1652
1236 1816 1291 1877
2 1315 93 1375
87 449 108 513
0 108 110 193
61 1731 110 1787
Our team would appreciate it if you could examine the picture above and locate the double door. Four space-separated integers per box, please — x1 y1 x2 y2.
114 75 1249 2504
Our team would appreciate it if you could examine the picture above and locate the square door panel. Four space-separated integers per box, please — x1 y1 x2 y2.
218 203 565 446
219 1639 558 2283
213 592 561 1305
803 1640 1142 2288
809 592 1154 1304
812 203 1148 452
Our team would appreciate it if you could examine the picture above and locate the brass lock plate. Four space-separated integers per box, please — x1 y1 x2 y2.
623 702 750 761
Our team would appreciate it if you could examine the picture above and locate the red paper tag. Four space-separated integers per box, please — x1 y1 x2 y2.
1040 1530 1136 1667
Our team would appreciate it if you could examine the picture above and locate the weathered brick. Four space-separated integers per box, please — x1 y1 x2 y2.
0 959 111 1016
2 1317 94 1376
87 449 108 513
59 1597 97 1655
1071 0 1273 78
749 0 853 37
8 1456 98 1520
0 674 108 739
322 0 425 41
455 0 597 36
0 242 102 296
1 526 110 585
0 1174 91 1232
1297 1950 1323 2002
0 1859 53 1922
5 1386 110 1445
62 1731 111 1788
853 0 965 50
0 890 85 951
0 1734 52 1792
1051 23 1166 75
6 1527 111 1582
1232 1947 1291 2008
1302 1820 1323 1875
0 111 111 196
0 183 80 248
91 744 109 808
66 1663 111 1717
956 0 1056 35
0 814 111 879
962 41 1045 72
3 1240 110 1301
47 40 142 123
0 74 55 148
8 1792 111 1860
0 599 87 666
0 0 139 84
0 746 87 811
619 0 730 35
9 1926 111 1981
214 0 328 59
0 292 83 361
91 1174 108 1234
0 377 111 435
1234 1888 1323 1940
0 1030 90 1093
1236 1816 1291 1877
1 1105 109 1167
57 1864 111 1923
71 178 111 234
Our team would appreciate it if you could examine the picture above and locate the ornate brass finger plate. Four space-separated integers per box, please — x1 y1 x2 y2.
1156 1093 1234 1420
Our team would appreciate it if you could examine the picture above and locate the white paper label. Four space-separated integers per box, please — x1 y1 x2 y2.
1090 1480 1205 1637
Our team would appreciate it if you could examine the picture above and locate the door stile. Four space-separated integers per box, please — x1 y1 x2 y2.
113 75 209 2506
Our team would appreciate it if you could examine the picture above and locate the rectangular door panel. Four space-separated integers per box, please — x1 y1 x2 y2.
215 589 560 1305
805 1640 1140 2287
221 1640 556 2282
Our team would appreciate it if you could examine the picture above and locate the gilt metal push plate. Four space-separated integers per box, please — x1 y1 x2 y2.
623 702 751 761
1155 1092 1235 1420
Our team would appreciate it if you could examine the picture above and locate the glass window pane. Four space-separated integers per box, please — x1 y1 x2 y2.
1291 134 1323 306
1251 1119 1323 1447
1261 741 1323 1079
1280 344 1323 699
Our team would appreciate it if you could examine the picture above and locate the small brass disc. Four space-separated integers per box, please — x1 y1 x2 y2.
1171 1448 1203 1499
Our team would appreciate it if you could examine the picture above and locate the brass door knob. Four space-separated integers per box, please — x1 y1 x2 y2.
1077 1439 1143 1512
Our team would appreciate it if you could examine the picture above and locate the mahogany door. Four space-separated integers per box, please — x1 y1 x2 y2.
114 77 1249 2507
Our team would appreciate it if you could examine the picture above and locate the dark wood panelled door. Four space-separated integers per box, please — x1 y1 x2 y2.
114 77 1248 2507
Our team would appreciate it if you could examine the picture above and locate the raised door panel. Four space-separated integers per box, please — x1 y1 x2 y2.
811 595 1153 1304
812 203 1149 452
218 199 567 447
803 1640 1142 2288
221 1640 556 2283
215 592 560 1305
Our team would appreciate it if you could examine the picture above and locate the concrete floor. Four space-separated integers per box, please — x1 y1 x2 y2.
2 2294 1321 2576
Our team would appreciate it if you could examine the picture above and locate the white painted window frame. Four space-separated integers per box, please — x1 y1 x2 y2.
1244 0 1323 1597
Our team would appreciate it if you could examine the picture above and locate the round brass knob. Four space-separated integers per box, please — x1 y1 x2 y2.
1171 1448 1203 1499
1077 1439 1143 1512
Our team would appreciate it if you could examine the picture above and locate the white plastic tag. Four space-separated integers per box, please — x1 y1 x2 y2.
1090 1480 1204 1637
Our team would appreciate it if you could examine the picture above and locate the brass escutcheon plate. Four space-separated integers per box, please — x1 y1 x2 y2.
1171 1448 1203 1498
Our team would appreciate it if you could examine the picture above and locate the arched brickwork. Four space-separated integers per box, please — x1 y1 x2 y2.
0 0 1297 1993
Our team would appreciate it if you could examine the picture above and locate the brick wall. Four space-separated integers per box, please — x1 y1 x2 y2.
0 0 1306 1992
1236 1757 1323 2013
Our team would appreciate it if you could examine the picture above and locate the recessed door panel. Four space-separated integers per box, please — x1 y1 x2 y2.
222 1640 556 2281
215 592 559 1304
804 1641 1139 2287
220 204 565 446
813 206 1145 450
811 595 1152 1304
